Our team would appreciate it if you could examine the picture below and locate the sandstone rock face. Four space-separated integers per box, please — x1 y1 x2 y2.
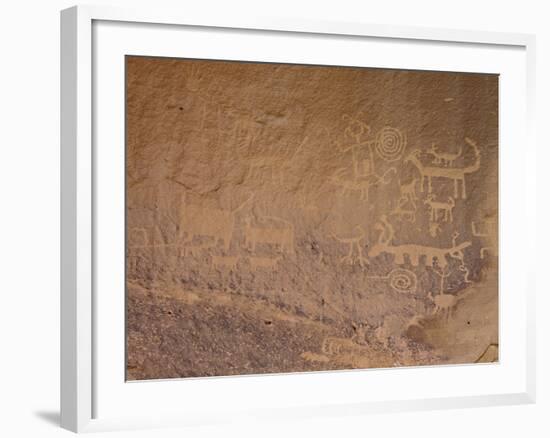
126 56 498 380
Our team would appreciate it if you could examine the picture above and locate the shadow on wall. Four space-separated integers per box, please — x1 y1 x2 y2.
33 410 59 427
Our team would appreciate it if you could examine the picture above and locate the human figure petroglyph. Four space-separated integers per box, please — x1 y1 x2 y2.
375 215 394 245
243 216 295 255
330 167 396 201
179 193 253 252
390 196 416 223
211 255 240 271
429 222 442 237
427 143 462 166
472 218 497 259
332 114 402 201
459 265 473 284
399 177 418 205
369 220 471 268
332 225 369 267
351 322 369 346
405 137 481 199
424 195 455 222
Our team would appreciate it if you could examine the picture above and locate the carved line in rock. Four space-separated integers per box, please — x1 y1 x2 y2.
405 137 481 199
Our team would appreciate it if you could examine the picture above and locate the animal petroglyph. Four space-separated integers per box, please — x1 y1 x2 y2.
330 167 396 201
472 218 497 259
179 193 253 252
211 255 240 271
248 256 282 271
332 225 369 267
243 216 295 255
429 291 457 320
424 195 455 222
369 220 471 268
126 57 499 379
405 137 481 199
428 264 477 319
427 143 462 166
182 242 211 257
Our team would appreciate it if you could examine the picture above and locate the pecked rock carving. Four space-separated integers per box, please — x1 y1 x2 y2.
126 56 498 380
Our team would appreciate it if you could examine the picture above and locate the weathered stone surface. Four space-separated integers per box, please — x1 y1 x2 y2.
126 56 498 380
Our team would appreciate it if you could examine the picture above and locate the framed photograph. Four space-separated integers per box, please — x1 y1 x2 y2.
61 5 536 433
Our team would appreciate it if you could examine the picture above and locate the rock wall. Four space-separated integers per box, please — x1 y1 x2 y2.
126 56 498 380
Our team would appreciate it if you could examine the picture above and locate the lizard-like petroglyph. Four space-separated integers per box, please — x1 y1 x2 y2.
369 219 471 268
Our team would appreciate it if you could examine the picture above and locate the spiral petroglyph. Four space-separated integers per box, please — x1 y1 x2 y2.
126 56 498 380
388 268 417 294
375 126 406 161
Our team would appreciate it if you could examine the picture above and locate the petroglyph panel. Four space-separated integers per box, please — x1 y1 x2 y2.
126 56 499 380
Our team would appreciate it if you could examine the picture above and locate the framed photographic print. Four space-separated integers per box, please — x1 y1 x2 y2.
61 5 536 433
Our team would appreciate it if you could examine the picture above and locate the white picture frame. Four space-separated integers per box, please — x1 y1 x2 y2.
60 4 536 433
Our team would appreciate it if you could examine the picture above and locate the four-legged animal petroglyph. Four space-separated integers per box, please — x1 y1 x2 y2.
427 143 462 166
330 167 396 201
332 225 369 267
369 220 471 268
243 216 295 255
179 193 253 252
405 137 480 199
248 256 282 271
424 195 455 222
211 255 240 271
